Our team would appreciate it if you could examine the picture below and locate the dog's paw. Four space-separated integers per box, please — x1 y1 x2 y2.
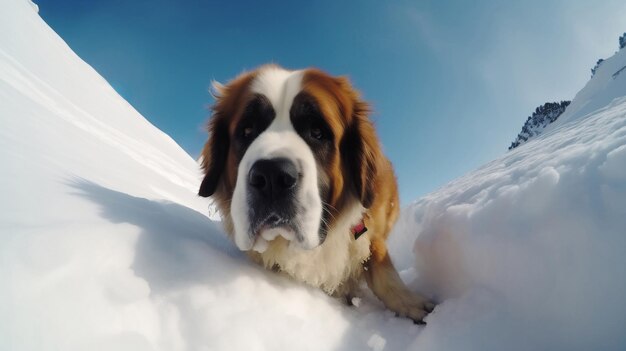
387 292 435 324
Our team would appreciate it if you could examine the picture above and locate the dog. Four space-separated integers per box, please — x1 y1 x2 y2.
198 64 434 322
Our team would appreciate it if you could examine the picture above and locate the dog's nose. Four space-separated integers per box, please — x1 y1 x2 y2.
248 158 298 199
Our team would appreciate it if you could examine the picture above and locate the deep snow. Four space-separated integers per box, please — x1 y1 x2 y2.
2 0 626 350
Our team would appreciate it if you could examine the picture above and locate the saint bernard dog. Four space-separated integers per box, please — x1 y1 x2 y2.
199 64 434 322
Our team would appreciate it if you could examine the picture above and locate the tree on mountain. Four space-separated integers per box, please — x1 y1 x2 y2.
591 32 626 77
591 59 604 77
509 101 571 150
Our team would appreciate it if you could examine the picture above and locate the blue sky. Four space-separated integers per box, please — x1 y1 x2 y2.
36 0 626 203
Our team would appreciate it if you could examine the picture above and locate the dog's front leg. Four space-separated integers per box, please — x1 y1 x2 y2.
363 238 435 323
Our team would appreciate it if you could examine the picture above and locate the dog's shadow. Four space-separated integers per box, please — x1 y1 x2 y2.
69 179 253 293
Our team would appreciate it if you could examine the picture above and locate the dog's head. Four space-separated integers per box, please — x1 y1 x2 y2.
199 65 381 252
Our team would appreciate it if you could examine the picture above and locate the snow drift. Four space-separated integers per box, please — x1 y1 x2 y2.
387 42 626 350
2 0 626 350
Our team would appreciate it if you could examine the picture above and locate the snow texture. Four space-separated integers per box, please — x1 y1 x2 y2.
2 0 626 350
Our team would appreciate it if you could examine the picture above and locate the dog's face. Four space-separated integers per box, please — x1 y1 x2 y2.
199 65 380 252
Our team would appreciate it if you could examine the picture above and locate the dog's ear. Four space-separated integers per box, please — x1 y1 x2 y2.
199 74 255 197
341 98 381 209
199 115 229 197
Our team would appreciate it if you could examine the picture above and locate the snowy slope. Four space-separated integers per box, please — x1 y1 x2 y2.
3 0 626 350
508 36 625 150
550 44 626 129
387 44 626 350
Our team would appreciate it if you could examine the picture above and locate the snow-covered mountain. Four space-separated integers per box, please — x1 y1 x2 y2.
551 37 626 130
509 33 626 150
2 1 626 350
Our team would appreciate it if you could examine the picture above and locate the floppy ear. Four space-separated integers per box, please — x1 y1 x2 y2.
198 116 229 197
341 100 381 209
199 73 256 197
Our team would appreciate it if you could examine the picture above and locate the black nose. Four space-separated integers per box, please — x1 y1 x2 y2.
248 158 298 200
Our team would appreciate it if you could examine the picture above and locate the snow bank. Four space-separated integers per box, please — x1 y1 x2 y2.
2 0 626 350
389 74 626 350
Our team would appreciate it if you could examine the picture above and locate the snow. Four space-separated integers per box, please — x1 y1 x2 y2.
388 97 626 350
388 39 626 349
550 43 626 129
2 0 626 350
367 334 387 351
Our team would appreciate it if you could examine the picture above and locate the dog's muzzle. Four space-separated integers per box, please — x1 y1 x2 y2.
248 157 298 201
247 158 301 239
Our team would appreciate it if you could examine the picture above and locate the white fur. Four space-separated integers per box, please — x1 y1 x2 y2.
230 66 323 251
261 201 370 294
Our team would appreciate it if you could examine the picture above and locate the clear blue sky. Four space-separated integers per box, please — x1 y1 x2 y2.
36 0 626 204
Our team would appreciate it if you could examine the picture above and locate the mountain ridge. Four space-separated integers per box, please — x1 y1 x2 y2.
508 32 626 150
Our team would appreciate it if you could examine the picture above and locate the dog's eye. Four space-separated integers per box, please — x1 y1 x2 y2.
242 126 254 138
239 123 256 140
310 126 323 140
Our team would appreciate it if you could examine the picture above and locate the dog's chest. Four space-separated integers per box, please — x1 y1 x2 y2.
259 206 370 293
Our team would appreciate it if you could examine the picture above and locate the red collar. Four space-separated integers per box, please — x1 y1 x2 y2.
351 219 368 239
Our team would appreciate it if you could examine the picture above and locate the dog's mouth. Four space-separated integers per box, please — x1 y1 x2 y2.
251 213 299 253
